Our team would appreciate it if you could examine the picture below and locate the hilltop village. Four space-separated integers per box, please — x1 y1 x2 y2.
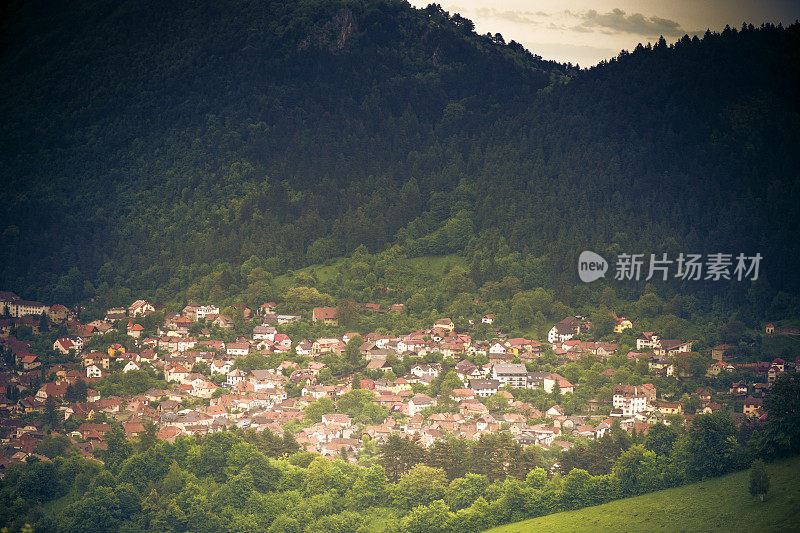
0 290 796 468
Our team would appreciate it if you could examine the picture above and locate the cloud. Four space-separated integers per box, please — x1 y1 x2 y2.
576 8 685 37
472 8 542 26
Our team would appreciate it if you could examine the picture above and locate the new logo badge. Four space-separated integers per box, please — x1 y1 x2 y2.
578 251 608 282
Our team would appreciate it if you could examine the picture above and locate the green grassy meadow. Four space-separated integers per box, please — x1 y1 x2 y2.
490 456 800 532
272 254 466 292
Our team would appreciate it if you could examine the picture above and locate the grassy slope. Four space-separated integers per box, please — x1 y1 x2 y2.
490 456 800 533
272 254 466 292
761 335 800 362
272 259 349 290
41 487 81 517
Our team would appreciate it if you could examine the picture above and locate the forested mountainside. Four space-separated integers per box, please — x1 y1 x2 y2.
1 0 799 313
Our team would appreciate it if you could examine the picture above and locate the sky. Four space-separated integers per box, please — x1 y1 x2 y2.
408 0 800 66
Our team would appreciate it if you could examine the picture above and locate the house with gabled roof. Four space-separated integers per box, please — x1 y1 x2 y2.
488 341 507 356
47 304 71 324
652 400 683 415
126 321 144 338
637 332 660 350
123 360 141 373
459 400 489 417
164 363 190 383
548 317 589 344
212 315 234 330
53 337 76 354
85 364 103 378
648 354 674 376
506 338 540 355
453 360 480 382
451 388 476 401
469 378 500 398
36 381 68 401
253 325 276 341
707 360 735 376
312 337 345 356
226 342 250 357
407 393 435 416
128 300 155 317
312 307 339 326
743 396 763 417
433 318 454 331
656 339 694 357
613 314 632 333
729 381 748 396
260 302 277 314
541 373 574 394
768 364 785 384
20 354 41 371
410 362 441 380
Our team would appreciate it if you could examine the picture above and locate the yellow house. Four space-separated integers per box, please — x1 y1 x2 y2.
48 304 70 324
108 343 126 357
388 378 412 394
85 352 111 369
654 400 683 414
614 315 633 333
433 318 455 332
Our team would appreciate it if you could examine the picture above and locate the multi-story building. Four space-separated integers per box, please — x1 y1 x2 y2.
491 363 528 388
612 384 652 416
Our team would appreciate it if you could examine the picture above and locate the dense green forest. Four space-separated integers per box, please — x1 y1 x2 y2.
1 0 799 320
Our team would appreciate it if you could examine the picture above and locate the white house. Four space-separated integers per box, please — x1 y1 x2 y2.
253 325 276 341
612 385 650 416
129 300 155 317
408 394 436 416
226 343 250 357
178 338 197 352
296 341 313 356
455 359 482 382
210 360 232 375
53 338 76 354
542 373 575 394
195 305 220 321
488 342 507 355
469 379 500 397
397 338 425 354
226 369 247 387
8 300 49 318
491 363 527 388
547 317 587 344
410 363 441 380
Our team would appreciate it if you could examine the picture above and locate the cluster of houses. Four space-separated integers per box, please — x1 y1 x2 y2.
1 290 798 469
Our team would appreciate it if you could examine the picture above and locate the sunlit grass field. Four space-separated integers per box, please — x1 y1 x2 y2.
490 456 800 532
